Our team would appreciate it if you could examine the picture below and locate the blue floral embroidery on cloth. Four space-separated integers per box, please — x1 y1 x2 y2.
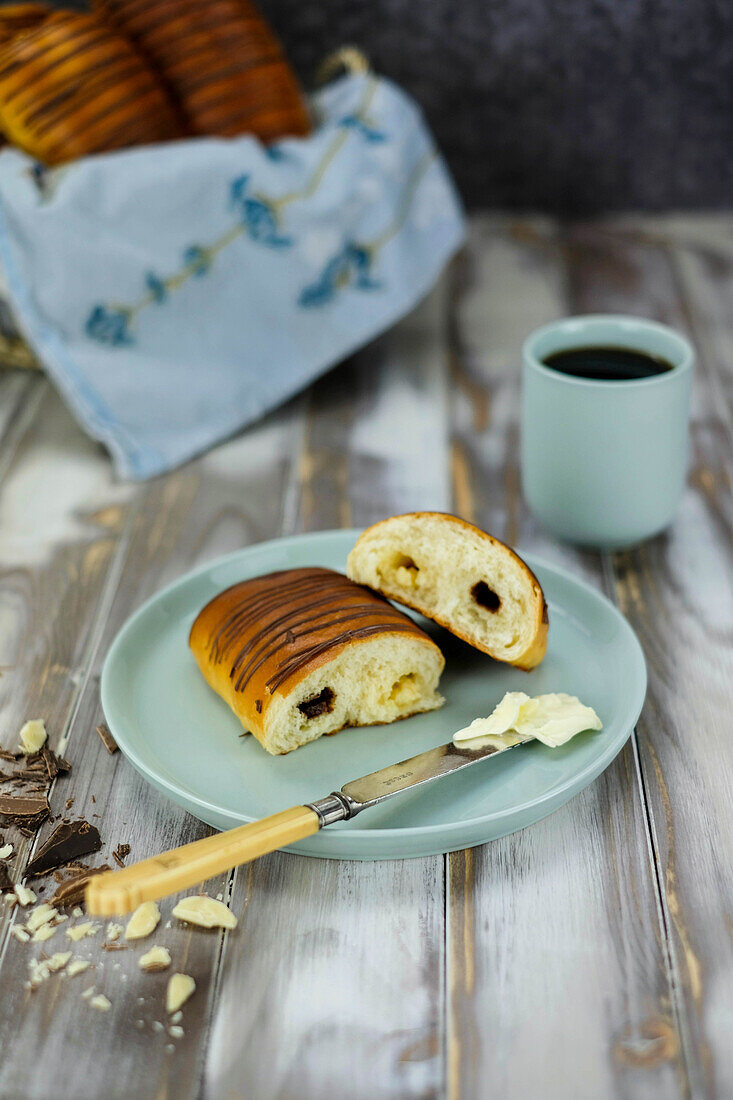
336 114 386 143
86 305 132 345
264 145 291 162
84 79 438 341
299 243 379 307
145 273 167 302
230 175 291 248
182 245 211 276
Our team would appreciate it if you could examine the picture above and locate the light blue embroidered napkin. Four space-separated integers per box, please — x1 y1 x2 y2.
0 72 465 479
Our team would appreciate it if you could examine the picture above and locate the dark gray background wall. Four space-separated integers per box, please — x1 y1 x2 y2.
11 0 733 212
265 0 733 212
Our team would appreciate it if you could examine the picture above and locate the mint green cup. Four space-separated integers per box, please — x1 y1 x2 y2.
521 315 693 549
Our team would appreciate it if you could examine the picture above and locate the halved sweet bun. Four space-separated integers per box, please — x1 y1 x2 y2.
189 568 444 756
346 513 548 670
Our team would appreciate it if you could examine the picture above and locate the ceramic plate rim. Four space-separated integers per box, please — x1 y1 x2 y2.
101 529 647 842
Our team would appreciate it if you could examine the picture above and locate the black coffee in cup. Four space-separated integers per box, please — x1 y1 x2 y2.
542 346 674 382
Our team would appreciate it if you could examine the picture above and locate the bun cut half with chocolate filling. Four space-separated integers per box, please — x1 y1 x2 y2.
346 513 548 670
189 567 444 756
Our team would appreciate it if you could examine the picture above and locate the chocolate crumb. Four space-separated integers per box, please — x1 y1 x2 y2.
285 630 295 644
65 798 75 811
0 749 22 763
26 820 102 878
255 700 262 714
91 795 96 804
101 942 128 952
112 843 130 868
95 724 118 755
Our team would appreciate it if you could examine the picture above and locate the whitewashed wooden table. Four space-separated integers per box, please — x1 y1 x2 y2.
0 214 730 1100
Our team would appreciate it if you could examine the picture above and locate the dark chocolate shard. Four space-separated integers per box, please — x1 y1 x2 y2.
95 723 118 755
50 864 111 908
0 861 12 892
0 792 50 830
25 747 72 780
25 820 102 878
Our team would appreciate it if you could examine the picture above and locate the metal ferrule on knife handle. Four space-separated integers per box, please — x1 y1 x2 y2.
305 791 363 826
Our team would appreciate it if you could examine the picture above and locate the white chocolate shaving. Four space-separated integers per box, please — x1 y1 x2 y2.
66 921 98 942
46 951 71 972
18 719 47 754
25 903 56 932
139 946 171 972
172 895 237 929
14 884 36 907
166 973 195 1014
125 901 161 940
66 959 92 978
31 923 56 943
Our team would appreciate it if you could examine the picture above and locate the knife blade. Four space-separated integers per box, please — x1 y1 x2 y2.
305 734 533 826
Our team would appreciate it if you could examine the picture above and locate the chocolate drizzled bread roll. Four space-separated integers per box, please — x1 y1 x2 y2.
189 567 444 755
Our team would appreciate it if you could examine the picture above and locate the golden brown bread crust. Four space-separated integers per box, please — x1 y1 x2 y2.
94 0 310 141
0 10 184 163
189 567 435 747
349 512 549 671
0 4 50 44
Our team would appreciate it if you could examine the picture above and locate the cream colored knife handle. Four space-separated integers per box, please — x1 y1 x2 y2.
85 806 320 916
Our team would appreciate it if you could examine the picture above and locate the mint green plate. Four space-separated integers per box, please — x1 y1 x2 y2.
101 530 647 860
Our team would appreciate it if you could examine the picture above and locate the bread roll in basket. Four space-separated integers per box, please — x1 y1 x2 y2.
0 9 184 164
95 0 310 141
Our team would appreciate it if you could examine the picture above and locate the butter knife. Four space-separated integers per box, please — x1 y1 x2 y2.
86 734 531 915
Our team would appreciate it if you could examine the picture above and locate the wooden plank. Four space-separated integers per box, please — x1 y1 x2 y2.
0 384 134 910
563 217 733 1098
445 215 685 1098
204 284 451 1100
0 391 305 1099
